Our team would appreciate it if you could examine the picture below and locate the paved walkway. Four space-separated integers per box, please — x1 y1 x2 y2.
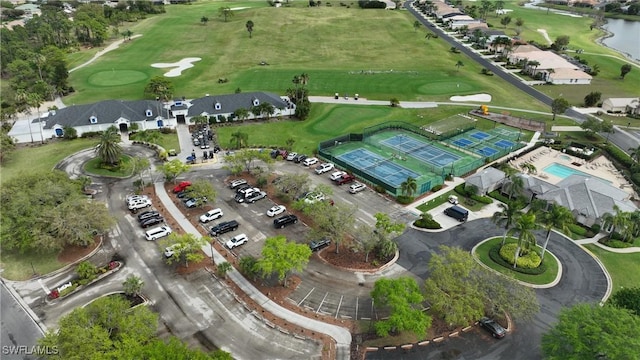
153 182 352 359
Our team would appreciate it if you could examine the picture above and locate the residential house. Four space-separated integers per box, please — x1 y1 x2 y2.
465 167 506 195
447 15 482 30
508 48 592 84
184 92 293 124
602 98 640 114
502 173 558 202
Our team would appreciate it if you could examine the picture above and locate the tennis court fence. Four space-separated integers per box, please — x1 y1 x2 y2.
363 121 439 141
318 133 363 151
317 150 399 195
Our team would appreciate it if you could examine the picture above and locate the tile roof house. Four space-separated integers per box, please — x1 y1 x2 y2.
536 175 637 227
508 49 592 84
465 167 506 195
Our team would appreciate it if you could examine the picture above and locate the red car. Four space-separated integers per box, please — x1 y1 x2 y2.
173 181 191 193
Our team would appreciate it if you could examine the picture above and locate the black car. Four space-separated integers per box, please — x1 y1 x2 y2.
309 238 331 252
137 210 160 222
273 214 298 229
294 154 307 163
235 183 252 194
478 317 507 339
176 190 191 199
140 216 164 228
210 220 240 236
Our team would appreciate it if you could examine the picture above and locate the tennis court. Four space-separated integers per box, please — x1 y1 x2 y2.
469 131 491 141
381 135 460 168
338 148 420 187
494 139 515 149
477 146 499 156
451 138 474 148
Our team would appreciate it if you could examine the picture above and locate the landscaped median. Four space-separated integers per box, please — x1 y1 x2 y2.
472 237 561 287
47 260 122 301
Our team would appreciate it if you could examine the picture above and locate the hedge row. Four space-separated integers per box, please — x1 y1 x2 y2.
600 239 632 248
414 218 442 229
499 243 541 269
488 245 547 275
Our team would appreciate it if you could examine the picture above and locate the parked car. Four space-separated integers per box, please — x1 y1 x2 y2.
126 194 149 204
234 183 251 194
329 171 346 181
273 214 298 229
210 220 240 236
448 195 459 205
336 174 356 185
229 179 248 189
309 238 331 252
444 205 469 222
164 244 180 258
245 191 267 203
137 210 160 222
286 152 298 161
304 192 326 204
140 216 164 228
226 233 248 249
348 182 366 194
314 163 335 174
294 154 307 163
185 197 206 208
199 208 224 223
128 198 152 211
176 190 192 199
173 181 192 193
478 317 507 339
145 226 172 241
266 205 286 217
303 157 318 166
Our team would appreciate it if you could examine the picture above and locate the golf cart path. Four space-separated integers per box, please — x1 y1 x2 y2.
69 34 143 73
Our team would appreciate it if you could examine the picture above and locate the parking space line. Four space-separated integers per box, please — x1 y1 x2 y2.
316 292 329 313
355 297 359 320
297 287 315 306
335 295 343 319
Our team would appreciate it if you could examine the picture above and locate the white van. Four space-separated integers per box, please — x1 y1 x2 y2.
199 208 223 223
145 226 172 241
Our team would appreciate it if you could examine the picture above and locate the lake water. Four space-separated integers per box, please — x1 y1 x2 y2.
602 19 640 61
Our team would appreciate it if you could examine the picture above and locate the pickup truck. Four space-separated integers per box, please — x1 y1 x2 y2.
336 174 355 185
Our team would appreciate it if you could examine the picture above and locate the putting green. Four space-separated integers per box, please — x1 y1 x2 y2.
88 70 148 87
417 80 478 95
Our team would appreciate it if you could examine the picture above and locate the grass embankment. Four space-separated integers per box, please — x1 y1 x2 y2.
474 237 560 285
584 244 640 290
64 2 548 111
0 251 65 281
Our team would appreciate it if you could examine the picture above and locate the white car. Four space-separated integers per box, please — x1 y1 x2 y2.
329 171 346 181
164 244 181 258
303 157 318 166
128 198 152 211
200 208 224 223
126 194 149 204
286 152 298 161
304 192 326 204
145 226 172 241
267 205 286 217
314 163 335 174
226 233 248 249
349 182 366 194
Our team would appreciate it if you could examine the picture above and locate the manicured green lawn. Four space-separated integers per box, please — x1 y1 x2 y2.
584 244 640 290
63 3 549 111
0 250 65 281
1 138 98 184
474 237 560 285
416 189 457 212
83 155 133 178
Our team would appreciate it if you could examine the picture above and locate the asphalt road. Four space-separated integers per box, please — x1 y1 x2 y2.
1 281 44 360
366 218 609 359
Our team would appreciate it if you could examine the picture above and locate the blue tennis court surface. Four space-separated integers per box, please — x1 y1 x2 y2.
494 139 515 149
477 146 498 156
469 131 490 140
381 135 460 167
451 138 474 148
338 148 419 187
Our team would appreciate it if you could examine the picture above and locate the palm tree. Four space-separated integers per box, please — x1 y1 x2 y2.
507 213 538 268
504 173 524 200
95 126 122 166
219 7 233 22
234 108 249 121
521 163 537 174
629 145 640 163
538 204 574 262
400 177 417 198
455 60 464 71
246 20 254 38
528 60 541 76
201 16 209 25
413 20 421 31
492 199 523 246
122 275 144 297
601 205 626 237
230 131 248 149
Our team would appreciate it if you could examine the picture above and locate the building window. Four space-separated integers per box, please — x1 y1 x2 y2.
214 102 221 110
252 98 260 106
145 109 153 117
175 100 182 107
89 116 97 124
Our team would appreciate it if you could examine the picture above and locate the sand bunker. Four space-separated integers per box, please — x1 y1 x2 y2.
230 7 250 10
151 57 201 77
449 94 492 102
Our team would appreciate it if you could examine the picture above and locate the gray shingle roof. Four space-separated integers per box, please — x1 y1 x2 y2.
42 99 162 129
466 167 505 191
187 92 288 117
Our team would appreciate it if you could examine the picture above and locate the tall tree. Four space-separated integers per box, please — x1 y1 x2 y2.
200 16 209 25
500 16 512 28
245 20 254 38
144 76 174 101
371 277 431 338
542 304 640 359
629 145 640 163
230 130 248 149
620 63 632 79
506 213 538 268
94 126 122 166
413 20 421 31
160 159 190 183
125 156 151 190
400 177 417 197
161 233 209 268
185 178 217 208
303 201 356 254
551 97 569 121
609 287 640 316
218 7 233 22
583 91 602 107
455 60 464 71
123 275 144 297
256 235 312 286
537 204 574 262
491 200 523 246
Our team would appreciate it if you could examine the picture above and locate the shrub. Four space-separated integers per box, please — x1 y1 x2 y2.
160 127 175 134
601 239 631 248
76 261 98 281
499 243 542 269
374 185 386 193
414 218 442 229
603 144 634 168
591 224 601 234
489 245 547 275
454 184 467 196
81 131 102 138
568 223 587 237
470 194 493 204
63 126 77 140
431 184 443 192
59 283 79 297
396 195 414 204
488 190 511 203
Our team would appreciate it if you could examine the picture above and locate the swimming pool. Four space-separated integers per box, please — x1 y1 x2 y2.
543 163 610 183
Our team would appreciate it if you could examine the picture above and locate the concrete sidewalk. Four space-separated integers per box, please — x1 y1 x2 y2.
153 182 352 359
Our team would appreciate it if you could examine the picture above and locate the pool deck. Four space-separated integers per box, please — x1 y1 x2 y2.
510 146 637 197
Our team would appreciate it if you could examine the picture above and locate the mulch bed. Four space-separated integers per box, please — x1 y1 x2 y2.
57 235 101 264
